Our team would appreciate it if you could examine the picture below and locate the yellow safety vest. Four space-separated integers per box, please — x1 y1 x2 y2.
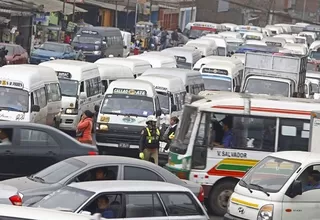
169 132 175 140
146 127 160 144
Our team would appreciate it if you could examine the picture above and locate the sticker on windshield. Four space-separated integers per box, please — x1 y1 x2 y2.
143 111 148 115
113 88 147 96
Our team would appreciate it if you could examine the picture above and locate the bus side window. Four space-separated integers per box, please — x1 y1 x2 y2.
277 118 309 152
80 81 84 93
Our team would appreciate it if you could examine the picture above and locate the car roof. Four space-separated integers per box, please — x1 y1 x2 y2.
69 180 189 193
72 155 182 184
43 41 70 47
0 204 100 220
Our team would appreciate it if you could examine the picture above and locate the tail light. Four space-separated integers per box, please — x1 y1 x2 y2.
197 186 204 203
88 151 98 155
9 195 22 206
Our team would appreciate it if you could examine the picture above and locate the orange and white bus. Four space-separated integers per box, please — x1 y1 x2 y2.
165 91 320 216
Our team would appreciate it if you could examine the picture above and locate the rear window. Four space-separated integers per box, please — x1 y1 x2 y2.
159 192 204 216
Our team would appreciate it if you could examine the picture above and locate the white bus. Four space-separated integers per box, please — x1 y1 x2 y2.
0 65 61 125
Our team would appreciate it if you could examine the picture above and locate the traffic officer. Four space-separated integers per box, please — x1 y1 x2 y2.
139 115 161 165
163 116 179 151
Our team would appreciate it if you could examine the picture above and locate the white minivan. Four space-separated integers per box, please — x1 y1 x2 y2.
161 47 202 69
40 60 102 131
95 79 162 153
0 65 61 125
97 64 134 94
137 74 186 121
95 57 151 78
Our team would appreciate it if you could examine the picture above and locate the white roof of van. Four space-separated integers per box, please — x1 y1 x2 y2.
142 68 202 85
137 74 185 93
127 53 176 68
40 60 97 72
107 79 156 97
0 204 98 220
96 64 134 79
268 151 320 165
262 37 286 43
95 58 151 74
307 71 320 79
219 31 242 39
1 64 58 90
201 62 239 75
194 55 243 69
161 47 201 62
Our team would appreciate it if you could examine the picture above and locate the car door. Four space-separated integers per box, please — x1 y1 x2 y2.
121 166 165 182
15 127 60 176
0 127 19 180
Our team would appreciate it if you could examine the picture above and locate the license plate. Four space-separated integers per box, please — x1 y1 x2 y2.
118 143 130 148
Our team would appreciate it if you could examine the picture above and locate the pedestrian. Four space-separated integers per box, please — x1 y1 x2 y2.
159 27 168 51
15 31 24 47
139 115 161 165
76 110 94 144
171 29 179 47
133 39 141 55
64 32 71 44
163 116 179 151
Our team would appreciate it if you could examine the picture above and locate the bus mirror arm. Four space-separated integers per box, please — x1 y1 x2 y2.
31 105 40 112
287 180 302 198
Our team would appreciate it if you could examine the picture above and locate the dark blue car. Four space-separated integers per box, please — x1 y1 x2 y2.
30 42 77 64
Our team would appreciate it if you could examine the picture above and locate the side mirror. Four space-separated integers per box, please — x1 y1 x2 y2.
80 211 92 215
171 104 177 112
234 85 241 92
124 45 127 49
94 105 100 113
79 92 87 100
156 109 162 117
31 105 40 112
288 180 302 198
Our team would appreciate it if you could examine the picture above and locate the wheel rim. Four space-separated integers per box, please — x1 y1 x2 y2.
217 189 233 209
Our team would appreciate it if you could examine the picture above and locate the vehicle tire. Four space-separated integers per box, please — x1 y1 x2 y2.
208 180 237 216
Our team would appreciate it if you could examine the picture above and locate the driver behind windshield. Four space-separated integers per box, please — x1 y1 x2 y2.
303 170 320 192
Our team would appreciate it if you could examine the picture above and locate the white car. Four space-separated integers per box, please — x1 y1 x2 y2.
0 204 102 220
34 181 210 220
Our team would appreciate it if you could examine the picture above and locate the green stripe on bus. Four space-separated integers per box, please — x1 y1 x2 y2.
217 164 252 172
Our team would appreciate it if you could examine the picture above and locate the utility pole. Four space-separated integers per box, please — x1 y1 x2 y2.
115 1 118 27
149 0 153 22
302 0 307 21
125 0 130 29
72 0 76 22
190 0 195 22
62 0 66 15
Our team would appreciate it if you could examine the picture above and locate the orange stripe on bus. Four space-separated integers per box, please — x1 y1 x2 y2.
212 105 310 115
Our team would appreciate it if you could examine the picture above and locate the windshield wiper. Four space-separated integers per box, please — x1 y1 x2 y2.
249 183 270 196
239 179 252 193
29 175 45 183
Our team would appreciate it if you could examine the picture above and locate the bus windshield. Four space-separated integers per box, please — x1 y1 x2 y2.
244 78 289 97
170 105 198 154
100 94 154 117
0 87 29 112
203 77 232 91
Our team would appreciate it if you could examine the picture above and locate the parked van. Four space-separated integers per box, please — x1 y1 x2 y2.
95 79 161 155
262 28 273 37
274 34 296 43
201 35 228 56
185 39 217 57
283 43 308 55
218 31 242 39
137 74 186 118
72 27 123 62
95 57 151 78
193 55 244 72
40 60 102 131
161 47 202 69
127 52 177 68
221 23 238 32
120 30 131 57
142 68 205 95
200 61 244 92
0 65 61 125
299 31 317 41
96 64 134 93
265 25 284 35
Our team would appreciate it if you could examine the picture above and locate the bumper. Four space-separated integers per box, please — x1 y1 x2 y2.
84 54 102 62
224 213 246 220
59 114 79 131
30 57 50 64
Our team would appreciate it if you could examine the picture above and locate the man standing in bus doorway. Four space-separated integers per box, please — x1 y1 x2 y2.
139 115 161 165
163 116 179 151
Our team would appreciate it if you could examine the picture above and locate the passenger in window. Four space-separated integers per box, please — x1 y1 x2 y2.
95 168 106 180
213 117 234 148
303 170 320 192
0 129 11 144
96 196 114 218
76 110 94 144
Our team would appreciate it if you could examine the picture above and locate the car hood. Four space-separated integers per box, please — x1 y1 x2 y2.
32 49 63 57
1 176 50 192
181 179 201 195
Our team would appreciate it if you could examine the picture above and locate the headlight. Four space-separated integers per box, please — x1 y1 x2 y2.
96 123 108 131
65 108 78 114
257 204 273 220
93 51 101 55
50 57 55 60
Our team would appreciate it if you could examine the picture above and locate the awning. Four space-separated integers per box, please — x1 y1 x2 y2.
31 0 87 14
83 0 127 11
